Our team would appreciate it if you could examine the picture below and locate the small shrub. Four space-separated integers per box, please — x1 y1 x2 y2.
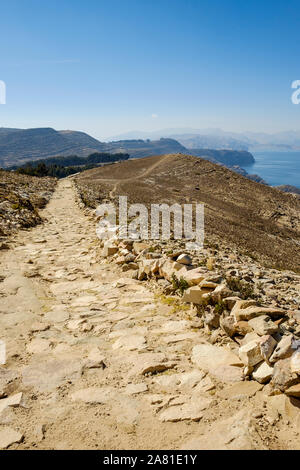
171 274 189 296
226 276 255 299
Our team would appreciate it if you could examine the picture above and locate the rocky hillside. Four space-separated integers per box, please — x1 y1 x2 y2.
0 170 56 240
75 153 300 273
91 215 300 400
0 128 107 167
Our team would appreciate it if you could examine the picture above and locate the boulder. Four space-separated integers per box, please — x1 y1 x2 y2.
102 242 118 257
231 299 257 318
176 254 192 265
182 286 212 304
270 335 294 363
239 340 262 367
259 335 277 363
232 302 285 322
271 358 299 392
132 242 151 254
248 315 279 336
177 267 206 286
252 361 274 384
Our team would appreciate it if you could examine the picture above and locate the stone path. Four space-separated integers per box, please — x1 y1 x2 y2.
0 179 299 449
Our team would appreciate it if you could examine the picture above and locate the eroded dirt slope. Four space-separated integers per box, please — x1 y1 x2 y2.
76 154 300 272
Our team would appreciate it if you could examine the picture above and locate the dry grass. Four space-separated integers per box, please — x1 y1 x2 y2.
76 154 300 272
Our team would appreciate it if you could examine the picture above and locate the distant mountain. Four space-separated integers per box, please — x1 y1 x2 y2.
102 138 187 159
0 127 255 169
0 128 188 167
0 128 107 167
107 127 300 151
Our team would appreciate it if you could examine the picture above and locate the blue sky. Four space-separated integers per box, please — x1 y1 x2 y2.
0 0 300 139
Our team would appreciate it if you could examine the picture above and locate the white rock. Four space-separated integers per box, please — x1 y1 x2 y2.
176 254 192 265
182 286 213 304
252 361 274 384
270 335 294 363
239 340 262 367
290 350 300 374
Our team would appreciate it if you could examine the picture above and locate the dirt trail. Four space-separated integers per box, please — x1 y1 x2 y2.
0 179 298 450
106 154 174 198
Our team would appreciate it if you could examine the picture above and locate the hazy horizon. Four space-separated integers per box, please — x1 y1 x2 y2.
1 1 300 140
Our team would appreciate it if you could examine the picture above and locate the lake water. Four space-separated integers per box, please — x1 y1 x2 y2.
243 151 300 188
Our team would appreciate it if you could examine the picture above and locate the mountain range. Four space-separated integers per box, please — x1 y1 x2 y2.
108 127 300 151
0 127 254 168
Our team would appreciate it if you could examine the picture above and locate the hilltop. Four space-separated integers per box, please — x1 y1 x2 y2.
76 153 300 273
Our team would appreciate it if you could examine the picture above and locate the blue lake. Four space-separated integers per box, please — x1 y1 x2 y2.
243 151 300 188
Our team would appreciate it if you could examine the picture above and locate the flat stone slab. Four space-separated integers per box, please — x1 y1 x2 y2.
0 427 23 449
209 365 244 383
192 344 243 370
45 309 69 323
124 383 148 395
153 370 206 391
159 397 212 422
163 333 199 344
26 338 52 354
71 387 115 404
71 295 98 307
22 359 83 392
181 410 264 450
159 320 190 333
218 381 263 400
129 353 176 376
112 334 147 351
0 392 23 414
